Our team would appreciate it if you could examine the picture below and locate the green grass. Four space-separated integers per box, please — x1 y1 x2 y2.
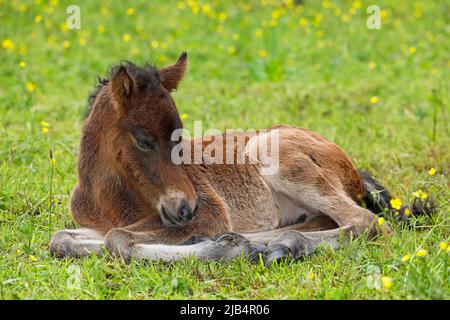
0 0 449 299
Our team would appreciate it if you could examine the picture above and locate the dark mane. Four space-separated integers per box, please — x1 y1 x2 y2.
85 61 160 118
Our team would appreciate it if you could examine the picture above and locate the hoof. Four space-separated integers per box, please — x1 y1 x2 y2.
215 232 248 246
104 229 135 263
245 241 267 263
49 231 76 259
182 236 212 245
265 244 291 266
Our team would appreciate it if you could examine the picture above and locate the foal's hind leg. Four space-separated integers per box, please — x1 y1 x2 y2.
247 135 392 263
257 183 391 264
264 227 353 264
258 190 385 263
243 215 338 244
50 229 104 258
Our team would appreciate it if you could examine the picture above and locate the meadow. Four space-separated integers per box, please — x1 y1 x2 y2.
0 0 449 299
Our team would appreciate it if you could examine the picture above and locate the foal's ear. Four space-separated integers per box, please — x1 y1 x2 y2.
160 52 188 92
111 66 135 111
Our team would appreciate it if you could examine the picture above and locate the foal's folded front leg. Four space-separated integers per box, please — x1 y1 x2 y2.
50 228 105 258
103 212 265 263
123 233 266 263
104 227 265 263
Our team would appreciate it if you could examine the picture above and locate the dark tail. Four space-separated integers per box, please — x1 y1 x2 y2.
359 170 436 222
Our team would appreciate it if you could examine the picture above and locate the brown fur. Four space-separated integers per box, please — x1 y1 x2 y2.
50 53 391 263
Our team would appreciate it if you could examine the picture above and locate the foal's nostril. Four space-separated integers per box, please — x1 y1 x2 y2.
178 202 190 220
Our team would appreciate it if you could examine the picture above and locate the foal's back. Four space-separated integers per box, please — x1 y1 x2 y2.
183 126 365 233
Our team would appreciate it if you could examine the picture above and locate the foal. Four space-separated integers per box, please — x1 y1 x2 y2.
50 53 424 264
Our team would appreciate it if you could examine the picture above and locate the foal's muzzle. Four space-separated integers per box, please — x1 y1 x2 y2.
160 199 198 227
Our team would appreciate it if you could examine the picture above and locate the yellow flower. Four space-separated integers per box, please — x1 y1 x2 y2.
100 6 109 16
181 113 188 121
412 190 428 200
29 254 38 262
151 40 159 49
299 18 308 26
35 15 42 23
26 81 36 92
60 23 68 33
258 49 268 58
131 47 141 56
51 157 56 166
158 54 167 62
19 61 26 68
202 4 211 14
381 276 393 289
439 242 447 251
368 61 376 70
401 254 411 262
227 45 236 54
41 121 50 127
42 127 49 134
322 1 331 9
352 1 362 9
177 2 186 10
377 217 385 226
2 38 15 50
390 197 402 210
255 28 263 38
79 38 87 46
341 14 350 23
409 47 416 55
122 34 131 42
404 208 411 216
428 168 436 176
271 10 281 19
309 272 316 280
218 12 227 21
98 25 105 33
415 249 427 257
126 8 135 15
191 4 199 14
413 7 423 18
17 249 22 255
62 40 71 49
370 96 378 104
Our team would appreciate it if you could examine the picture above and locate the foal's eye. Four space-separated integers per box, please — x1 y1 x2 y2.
136 138 154 151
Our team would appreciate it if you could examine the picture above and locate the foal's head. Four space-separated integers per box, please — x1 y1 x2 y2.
90 53 198 227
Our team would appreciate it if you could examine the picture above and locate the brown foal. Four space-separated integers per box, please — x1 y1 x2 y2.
50 53 423 264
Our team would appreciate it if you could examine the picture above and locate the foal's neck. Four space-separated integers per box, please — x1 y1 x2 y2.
77 94 117 189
